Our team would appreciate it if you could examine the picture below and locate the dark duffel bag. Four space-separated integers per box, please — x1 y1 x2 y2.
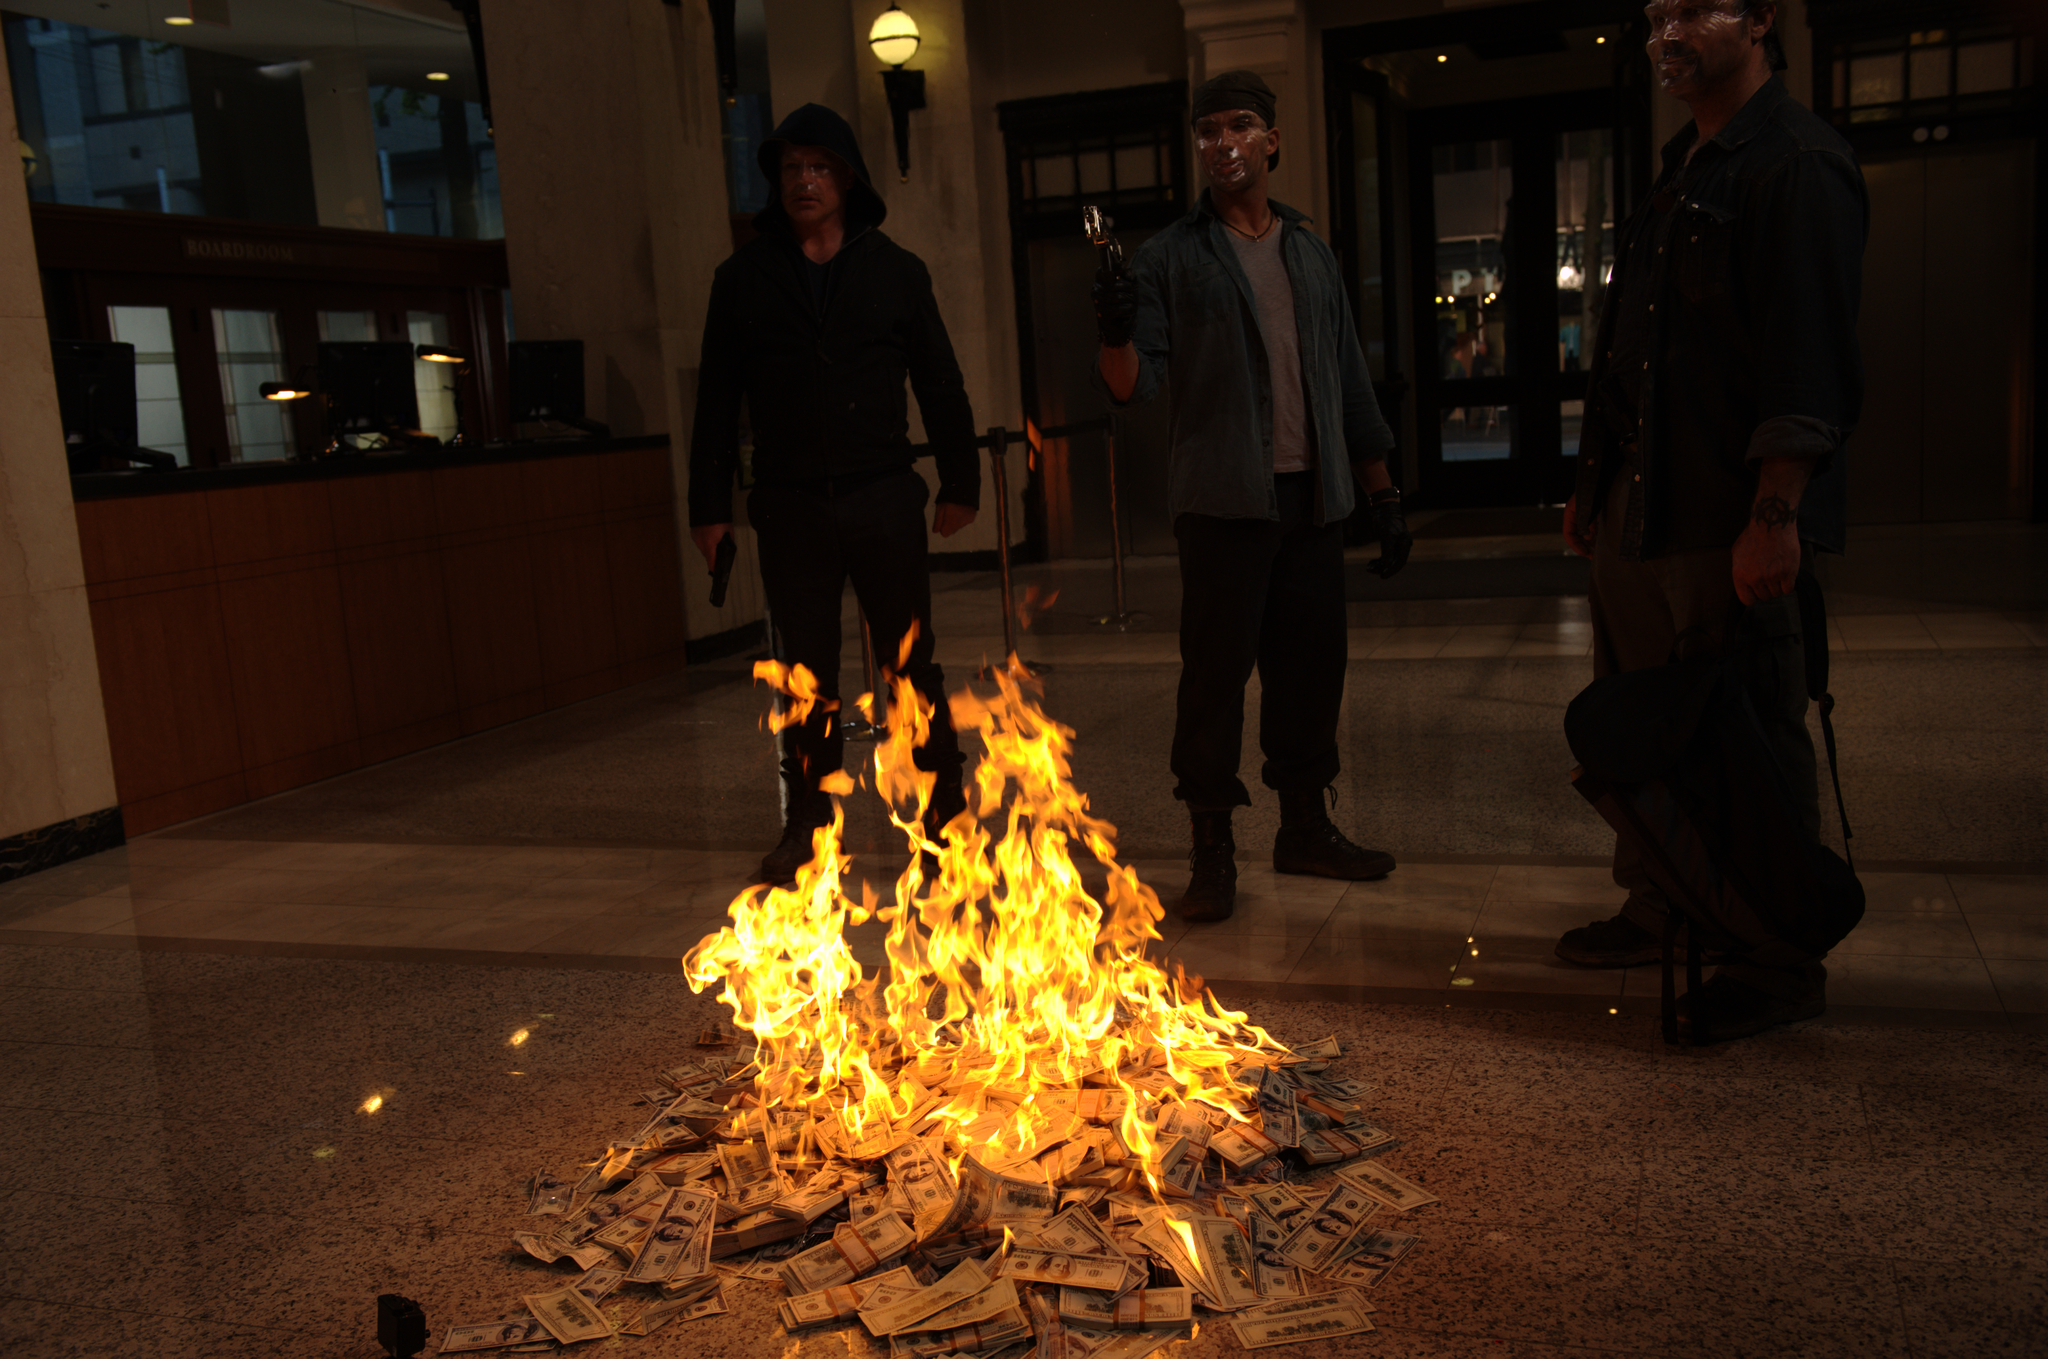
1565 574 1862 1044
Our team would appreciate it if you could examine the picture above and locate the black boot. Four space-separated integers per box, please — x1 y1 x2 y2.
1273 789 1395 880
1177 809 1237 922
757 820 818 886
1676 971 1826 1043
919 781 970 880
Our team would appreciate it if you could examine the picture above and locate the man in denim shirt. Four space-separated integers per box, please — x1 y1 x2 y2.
1553 2 1867 1039
1095 71 1412 923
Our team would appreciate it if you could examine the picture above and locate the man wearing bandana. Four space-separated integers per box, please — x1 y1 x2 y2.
1094 71 1411 923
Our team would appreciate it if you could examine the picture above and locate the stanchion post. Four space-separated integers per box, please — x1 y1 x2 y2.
988 425 1019 661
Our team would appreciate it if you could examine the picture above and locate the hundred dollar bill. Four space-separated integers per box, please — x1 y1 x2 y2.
1239 1182 1313 1228
996 1249 1131 1292
924 1155 1054 1242
768 1180 846 1224
780 1265 921 1330
885 1306 1031 1358
1337 1160 1440 1212
1253 1256 1305 1299
511 1233 611 1272
1210 1123 1281 1171
905 1277 1020 1333
1057 1285 1192 1329
1275 1181 1378 1273
625 1185 719 1283
859 1257 993 1335
521 1285 613 1346
624 1280 725 1336
1289 1036 1342 1060
439 1317 551 1353
526 1170 571 1216
1060 1322 1186 1359
1230 1303 1372 1348
589 1191 669 1254
1187 1216 1262 1309
570 1265 624 1304
1030 1204 1126 1260
779 1209 916 1292
1253 1068 1299 1148
1038 1089 1129 1123
553 1170 669 1248
1321 1229 1418 1288
887 1136 957 1237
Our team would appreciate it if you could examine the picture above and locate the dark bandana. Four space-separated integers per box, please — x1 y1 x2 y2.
1191 70 1279 170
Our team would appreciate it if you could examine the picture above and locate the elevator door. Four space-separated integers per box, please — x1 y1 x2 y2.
1852 140 2036 522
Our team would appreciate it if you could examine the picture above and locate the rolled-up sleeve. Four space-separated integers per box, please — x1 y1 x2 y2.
1742 148 1867 471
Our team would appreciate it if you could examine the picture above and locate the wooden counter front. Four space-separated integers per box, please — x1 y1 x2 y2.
74 442 687 835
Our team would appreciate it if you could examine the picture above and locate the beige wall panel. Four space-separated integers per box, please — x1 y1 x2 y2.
301 49 388 232
0 47 118 842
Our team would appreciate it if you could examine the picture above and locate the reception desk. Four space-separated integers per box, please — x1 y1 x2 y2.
72 438 687 835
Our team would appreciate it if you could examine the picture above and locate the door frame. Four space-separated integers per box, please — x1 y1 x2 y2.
1407 87 1619 507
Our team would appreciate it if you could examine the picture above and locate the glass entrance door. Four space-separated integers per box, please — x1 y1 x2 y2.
1409 91 1619 506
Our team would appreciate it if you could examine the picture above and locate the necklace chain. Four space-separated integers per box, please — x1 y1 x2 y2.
1224 211 1276 242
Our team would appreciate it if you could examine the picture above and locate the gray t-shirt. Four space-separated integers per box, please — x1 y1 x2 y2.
1226 224 1311 474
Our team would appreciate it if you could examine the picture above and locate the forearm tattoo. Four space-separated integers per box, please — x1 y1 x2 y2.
1752 495 1796 528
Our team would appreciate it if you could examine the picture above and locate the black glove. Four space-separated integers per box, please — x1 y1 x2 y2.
1365 493 1412 579
1092 267 1138 350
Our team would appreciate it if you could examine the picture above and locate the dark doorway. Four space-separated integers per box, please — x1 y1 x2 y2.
998 82 1186 560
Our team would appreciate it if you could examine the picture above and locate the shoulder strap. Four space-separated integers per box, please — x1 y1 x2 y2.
1796 570 1855 872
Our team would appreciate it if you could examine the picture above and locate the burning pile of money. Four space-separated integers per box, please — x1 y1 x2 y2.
440 660 1439 1352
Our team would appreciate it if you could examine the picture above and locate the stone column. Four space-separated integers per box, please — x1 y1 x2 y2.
481 0 764 640
1180 0 1324 230
300 49 387 232
0 53 120 864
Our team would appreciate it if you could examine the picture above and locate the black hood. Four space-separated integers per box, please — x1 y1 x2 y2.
754 103 887 235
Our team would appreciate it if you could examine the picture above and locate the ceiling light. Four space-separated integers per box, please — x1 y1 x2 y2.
165 14 194 23
1596 35 1608 44
426 71 450 81
416 344 469 364
259 382 312 401
1436 53 1448 63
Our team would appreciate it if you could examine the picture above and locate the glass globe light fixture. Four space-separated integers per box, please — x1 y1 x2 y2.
869 5 920 68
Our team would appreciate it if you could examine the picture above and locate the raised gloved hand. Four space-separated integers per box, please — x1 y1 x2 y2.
1092 268 1139 350
1365 492 1411 579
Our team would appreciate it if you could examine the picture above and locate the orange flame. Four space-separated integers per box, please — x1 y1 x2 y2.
684 641 1286 1194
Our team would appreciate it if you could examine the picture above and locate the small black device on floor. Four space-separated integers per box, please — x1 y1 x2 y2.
709 532 737 607
377 1293 426 1358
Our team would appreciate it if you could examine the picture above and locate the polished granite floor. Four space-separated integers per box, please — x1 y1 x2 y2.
1 948 2042 1359
1 522 2043 1357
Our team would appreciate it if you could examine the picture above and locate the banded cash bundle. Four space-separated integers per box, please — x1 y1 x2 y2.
478 1026 1435 1352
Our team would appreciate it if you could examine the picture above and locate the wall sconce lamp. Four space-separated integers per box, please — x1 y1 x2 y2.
870 4 924 182
259 381 313 401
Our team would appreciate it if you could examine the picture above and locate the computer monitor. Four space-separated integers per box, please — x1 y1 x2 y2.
319 341 419 435
509 339 585 422
52 341 138 451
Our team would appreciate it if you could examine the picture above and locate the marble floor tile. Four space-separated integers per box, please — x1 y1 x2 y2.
1818 954 2005 1012
1452 947 1627 997
1339 862 1499 906
119 836 274 868
0 858 132 901
1918 612 2033 649
112 898 278 939
1892 1255 2048 1358
1 891 139 934
1289 930 1466 991
1435 624 1520 659
1321 896 1488 946
1831 911 1984 958
317 871 538 911
0 893 92 930
1861 1076 2048 1170
1857 871 1960 912
1401 1130 1641 1234
1171 892 1339 943
1948 874 2048 913
525 912 726 958
1483 864 1617 903
158 866 375 906
1966 912 2048 960
1986 958 2048 1012
1343 625 1397 658
1836 614 1940 650
1382 1221 1914 1358
206 840 417 874
1368 625 1461 659
1468 899 1614 950
1159 931 1315 984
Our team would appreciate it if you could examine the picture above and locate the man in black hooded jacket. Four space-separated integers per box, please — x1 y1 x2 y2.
689 103 979 884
